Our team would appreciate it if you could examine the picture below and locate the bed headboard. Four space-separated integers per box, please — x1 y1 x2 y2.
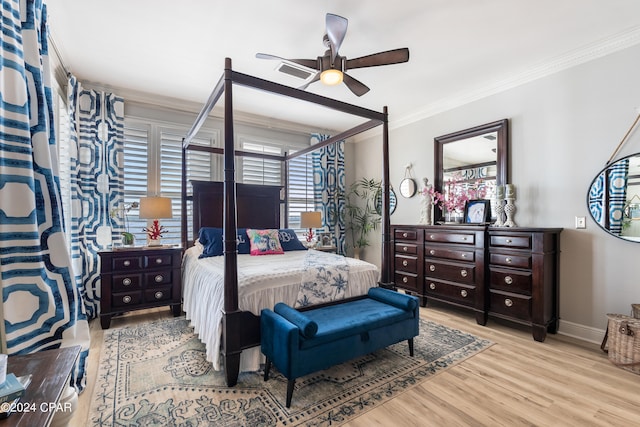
191 181 282 235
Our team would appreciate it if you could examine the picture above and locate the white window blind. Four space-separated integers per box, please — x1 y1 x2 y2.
287 152 314 231
241 141 282 186
122 124 149 244
56 91 72 246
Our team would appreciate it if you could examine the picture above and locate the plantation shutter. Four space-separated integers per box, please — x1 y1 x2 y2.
123 124 149 244
241 141 282 186
287 152 314 232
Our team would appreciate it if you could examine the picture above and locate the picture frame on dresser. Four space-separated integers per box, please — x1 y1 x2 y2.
464 199 491 224
319 232 333 247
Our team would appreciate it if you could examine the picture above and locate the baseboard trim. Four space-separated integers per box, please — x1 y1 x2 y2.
558 320 606 345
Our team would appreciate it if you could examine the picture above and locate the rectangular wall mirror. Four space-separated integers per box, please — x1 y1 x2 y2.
433 119 509 223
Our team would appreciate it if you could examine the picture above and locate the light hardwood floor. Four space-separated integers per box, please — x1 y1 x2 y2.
71 305 640 427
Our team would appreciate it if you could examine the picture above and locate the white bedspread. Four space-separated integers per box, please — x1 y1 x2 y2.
181 246 380 371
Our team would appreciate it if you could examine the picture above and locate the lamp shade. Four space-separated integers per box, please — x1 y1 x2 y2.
139 197 173 219
300 211 322 229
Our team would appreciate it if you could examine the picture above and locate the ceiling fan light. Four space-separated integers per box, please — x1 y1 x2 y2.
320 69 343 86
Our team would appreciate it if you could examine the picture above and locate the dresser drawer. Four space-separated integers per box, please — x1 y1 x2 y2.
489 252 531 269
112 256 142 271
425 260 475 284
394 229 418 241
145 287 172 302
424 279 475 307
425 245 475 262
490 235 531 249
112 273 142 292
112 291 142 307
424 231 475 245
145 254 173 267
395 242 418 255
490 290 531 321
395 255 418 272
490 268 532 294
395 272 420 292
144 270 172 287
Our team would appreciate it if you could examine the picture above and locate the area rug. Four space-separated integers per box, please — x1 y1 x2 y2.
89 316 492 426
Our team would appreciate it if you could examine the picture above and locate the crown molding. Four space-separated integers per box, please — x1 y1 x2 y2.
355 26 640 142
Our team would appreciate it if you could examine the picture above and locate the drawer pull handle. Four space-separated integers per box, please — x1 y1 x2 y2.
122 278 132 286
429 234 435 240
506 239 512 243
460 270 468 277
123 260 131 267
460 290 468 298
462 253 467 258
462 236 468 241
155 258 163 264
429 249 435 255
504 276 513 285
505 257 512 264
122 295 132 304
429 283 436 290
402 277 408 283
504 298 513 307
403 246 408 251
155 291 164 299
429 265 436 272
402 260 408 267
155 275 164 283
402 232 408 238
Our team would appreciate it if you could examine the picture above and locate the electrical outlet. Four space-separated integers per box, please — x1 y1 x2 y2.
575 216 586 229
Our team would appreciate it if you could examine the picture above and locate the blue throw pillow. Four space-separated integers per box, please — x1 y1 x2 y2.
198 227 251 257
278 229 307 251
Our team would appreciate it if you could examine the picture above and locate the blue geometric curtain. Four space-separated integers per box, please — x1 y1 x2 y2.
0 0 90 390
67 76 125 318
311 134 346 254
588 159 628 235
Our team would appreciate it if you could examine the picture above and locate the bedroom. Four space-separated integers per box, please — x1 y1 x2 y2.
2 0 640 425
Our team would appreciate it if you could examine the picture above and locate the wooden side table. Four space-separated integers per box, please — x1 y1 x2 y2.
2 346 80 427
99 246 182 329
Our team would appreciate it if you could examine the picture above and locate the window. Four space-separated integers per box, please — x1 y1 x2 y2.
287 152 315 229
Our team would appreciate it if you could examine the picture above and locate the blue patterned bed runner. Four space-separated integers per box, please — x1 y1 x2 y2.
295 250 350 307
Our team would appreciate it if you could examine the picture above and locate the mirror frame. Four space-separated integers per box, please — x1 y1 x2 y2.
399 178 417 198
433 119 509 223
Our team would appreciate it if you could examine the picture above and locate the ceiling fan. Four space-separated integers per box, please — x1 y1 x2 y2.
256 13 410 96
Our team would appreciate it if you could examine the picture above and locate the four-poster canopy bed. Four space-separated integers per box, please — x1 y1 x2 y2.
180 58 393 386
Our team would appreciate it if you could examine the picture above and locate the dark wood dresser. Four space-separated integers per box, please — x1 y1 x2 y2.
99 246 182 329
391 224 561 341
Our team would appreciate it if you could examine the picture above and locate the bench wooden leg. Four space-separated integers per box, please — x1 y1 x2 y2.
264 357 271 381
286 379 295 408
408 338 414 357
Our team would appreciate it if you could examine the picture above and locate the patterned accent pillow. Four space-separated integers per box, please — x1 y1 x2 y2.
246 229 285 256
278 229 307 251
198 227 251 258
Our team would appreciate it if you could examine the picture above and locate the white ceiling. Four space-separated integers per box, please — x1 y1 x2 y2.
46 0 640 132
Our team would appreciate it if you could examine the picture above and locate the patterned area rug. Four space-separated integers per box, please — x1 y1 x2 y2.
89 316 492 426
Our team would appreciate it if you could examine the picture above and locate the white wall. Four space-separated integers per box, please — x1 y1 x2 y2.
353 43 640 343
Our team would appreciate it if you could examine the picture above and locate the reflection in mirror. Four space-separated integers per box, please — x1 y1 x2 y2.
588 153 640 242
434 119 509 223
399 178 417 198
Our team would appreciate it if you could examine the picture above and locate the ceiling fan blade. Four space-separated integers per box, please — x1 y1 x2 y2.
298 73 320 90
345 48 410 70
325 13 348 62
256 53 319 70
342 72 370 96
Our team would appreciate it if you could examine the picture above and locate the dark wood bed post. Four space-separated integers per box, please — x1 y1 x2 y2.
380 106 394 288
221 58 242 386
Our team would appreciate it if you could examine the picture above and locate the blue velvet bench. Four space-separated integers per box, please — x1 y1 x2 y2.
260 287 420 407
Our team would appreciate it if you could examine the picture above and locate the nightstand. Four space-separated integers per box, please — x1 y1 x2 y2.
99 246 182 329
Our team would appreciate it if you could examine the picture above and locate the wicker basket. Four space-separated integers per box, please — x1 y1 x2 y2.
606 313 640 374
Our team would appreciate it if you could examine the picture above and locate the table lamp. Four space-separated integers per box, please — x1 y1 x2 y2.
139 196 173 246
300 211 322 244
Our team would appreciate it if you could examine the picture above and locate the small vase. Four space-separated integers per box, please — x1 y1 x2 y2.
147 236 162 246
121 232 135 246
353 247 361 259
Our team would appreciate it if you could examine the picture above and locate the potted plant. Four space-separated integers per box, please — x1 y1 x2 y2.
344 178 381 258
